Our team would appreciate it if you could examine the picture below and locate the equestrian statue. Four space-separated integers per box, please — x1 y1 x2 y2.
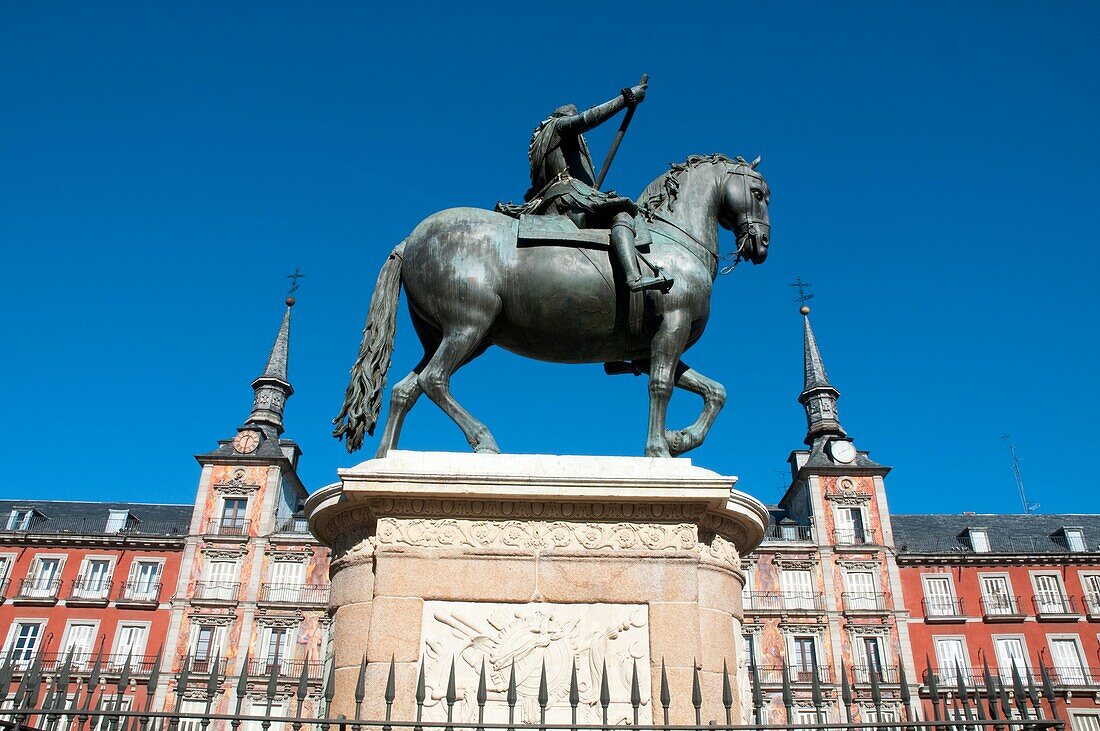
333 76 772 458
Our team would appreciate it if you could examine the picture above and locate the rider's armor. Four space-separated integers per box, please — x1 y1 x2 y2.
510 88 672 293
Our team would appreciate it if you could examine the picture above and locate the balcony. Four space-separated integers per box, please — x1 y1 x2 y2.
832 528 879 548
925 666 984 688
33 652 160 676
1050 665 1098 687
247 658 324 680
1082 591 1100 620
0 577 9 602
852 664 899 685
258 583 329 606
0 517 188 538
187 656 229 676
1032 593 1083 621
116 580 162 607
274 516 312 535
191 581 240 604
204 518 251 539
14 576 62 604
752 664 833 685
744 591 825 613
922 596 966 622
980 595 1026 622
842 592 887 612
762 525 814 543
67 577 113 606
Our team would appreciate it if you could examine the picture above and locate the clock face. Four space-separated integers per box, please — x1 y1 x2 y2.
829 440 857 464
233 430 260 454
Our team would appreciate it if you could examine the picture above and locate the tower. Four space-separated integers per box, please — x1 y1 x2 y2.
156 297 330 712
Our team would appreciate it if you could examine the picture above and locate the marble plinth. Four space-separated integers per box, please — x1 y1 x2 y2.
305 451 768 725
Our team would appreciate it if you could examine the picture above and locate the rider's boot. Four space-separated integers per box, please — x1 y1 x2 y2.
611 217 673 292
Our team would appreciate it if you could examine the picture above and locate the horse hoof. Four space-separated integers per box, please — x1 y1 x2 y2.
664 430 685 457
474 444 500 454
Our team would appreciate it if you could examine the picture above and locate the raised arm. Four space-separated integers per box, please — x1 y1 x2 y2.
557 78 648 135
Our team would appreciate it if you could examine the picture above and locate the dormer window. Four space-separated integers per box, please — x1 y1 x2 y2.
968 528 990 553
1064 528 1086 552
6 508 37 531
105 510 132 533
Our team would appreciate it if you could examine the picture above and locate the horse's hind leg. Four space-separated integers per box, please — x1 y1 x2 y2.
374 354 431 458
417 324 500 454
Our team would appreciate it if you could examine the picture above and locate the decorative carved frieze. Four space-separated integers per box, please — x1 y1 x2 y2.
201 547 247 560
213 469 261 496
190 613 235 627
255 610 304 628
837 560 880 570
267 549 311 562
772 555 818 570
825 493 871 505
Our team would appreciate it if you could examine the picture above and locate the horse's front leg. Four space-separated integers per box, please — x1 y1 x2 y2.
644 311 690 457
664 363 726 456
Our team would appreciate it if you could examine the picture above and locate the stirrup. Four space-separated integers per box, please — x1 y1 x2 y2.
627 274 673 292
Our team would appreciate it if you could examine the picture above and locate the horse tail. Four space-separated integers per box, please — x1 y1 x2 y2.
332 241 407 452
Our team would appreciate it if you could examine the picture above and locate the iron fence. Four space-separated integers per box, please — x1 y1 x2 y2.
0 646 1070 731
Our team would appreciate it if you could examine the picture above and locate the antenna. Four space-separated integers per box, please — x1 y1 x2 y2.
1001 435 1038 514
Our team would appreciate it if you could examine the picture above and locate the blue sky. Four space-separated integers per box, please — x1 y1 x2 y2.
1 2 1097 514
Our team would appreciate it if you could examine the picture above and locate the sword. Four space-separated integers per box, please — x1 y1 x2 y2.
594 73 647 190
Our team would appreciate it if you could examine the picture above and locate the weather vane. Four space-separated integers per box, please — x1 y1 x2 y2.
285 267 305 307
790 277 813 306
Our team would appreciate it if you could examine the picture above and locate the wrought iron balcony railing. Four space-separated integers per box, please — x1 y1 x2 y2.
752 664 833 685
274 516 311 534
842 591 887 611
186 656 229 675
204 518 251 537
1031 593 1080 617
258 583 329 605
31 652 160 675
980 594 1025 619
1085 590 1100 618
0 517 188 537
762 524 814 542
117 580 162 603
68 576 113 602
246 658 325 679
833 528 879 547
744 591 825 611
16 576 62 599
922 596 966 620
192 581 240 602
852 664 899 684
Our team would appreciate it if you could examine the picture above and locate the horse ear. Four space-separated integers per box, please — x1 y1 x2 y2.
750 156 761 169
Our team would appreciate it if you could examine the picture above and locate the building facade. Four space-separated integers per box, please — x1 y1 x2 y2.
894 513 1100 730
0 499 190 711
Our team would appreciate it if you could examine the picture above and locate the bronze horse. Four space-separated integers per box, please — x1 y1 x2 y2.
333 153 771 458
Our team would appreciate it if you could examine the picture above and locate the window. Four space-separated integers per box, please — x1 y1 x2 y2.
923 575 958 616
92 698 132 731
112 623 149 668
1083 574 1100 614
791 636 818 681
0 556 12 584
176 700 207 731
994 637 1028 681
61 622 97 668
1033 574 1069 613
126 560 162 600
105 510 131 533
259 626 294 674
221 498 248 534
190 625 227 672
845 570 878 609
934 637 969 685
6 509 34 531
861 637 885 681
742 564 755 609
781 569 815 610
267 561 305 601
5 621 45 667
1065 529 1086 552
968 529 990 552
75 558 113 599
1049 638 1086 685
981 575 1016 615
835 507 866 545
743 634 756 669
202 560 239 600
1072 713 1100 731
24 556 63 597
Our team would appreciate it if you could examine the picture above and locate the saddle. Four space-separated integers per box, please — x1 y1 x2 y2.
515 212 653 248
512 213 655 335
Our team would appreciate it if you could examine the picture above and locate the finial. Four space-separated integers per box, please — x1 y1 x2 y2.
790 277 814 309
286 296 296 308
800 305 810 315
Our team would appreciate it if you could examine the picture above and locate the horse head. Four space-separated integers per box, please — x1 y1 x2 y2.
719 156 770 265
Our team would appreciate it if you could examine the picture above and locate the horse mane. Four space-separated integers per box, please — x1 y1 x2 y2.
639 153 746 214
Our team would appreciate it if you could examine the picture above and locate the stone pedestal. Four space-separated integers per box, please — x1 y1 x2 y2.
306 451 767 725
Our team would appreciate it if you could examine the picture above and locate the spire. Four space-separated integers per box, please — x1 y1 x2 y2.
245 298 295 438
797 305 846 446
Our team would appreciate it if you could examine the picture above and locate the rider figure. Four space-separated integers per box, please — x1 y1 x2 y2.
524 80 672 292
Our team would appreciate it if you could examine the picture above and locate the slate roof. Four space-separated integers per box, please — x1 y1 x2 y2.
893 513 1100 555
0 499 192 537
